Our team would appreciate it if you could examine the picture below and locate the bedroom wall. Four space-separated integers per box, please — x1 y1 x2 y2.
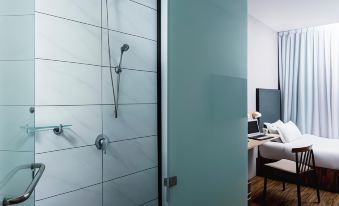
247 16 278 112
248 15 278 178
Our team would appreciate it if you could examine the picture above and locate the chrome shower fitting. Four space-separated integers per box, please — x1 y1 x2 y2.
115 44 129 74
105 0 130 119
95 134 109 154
114 43 130 118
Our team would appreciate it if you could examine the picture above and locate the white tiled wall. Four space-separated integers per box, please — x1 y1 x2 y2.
103 135 158 181
35 60 101 105
35 13 101 65
131 0 157 10
102 104 157 142
35 0 102 26
35 184 102 206
102 20 157 71
35 105 102 153
35 146 102 200
103 167 158 206
34 0 158 206
102 0 157 40
102 68 157 104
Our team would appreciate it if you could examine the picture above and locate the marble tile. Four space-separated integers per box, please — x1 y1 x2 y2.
103 136 157 181
102 0 157 40
131 0 157 10
35 146 102 200
102 29 157 72
35 0 101 27
35 105 102 153
102 68 157 104
142 199 159 206
35 60 101 105
103 168 158 206
103 104 157 142
35 13 101 65
35 184 102 206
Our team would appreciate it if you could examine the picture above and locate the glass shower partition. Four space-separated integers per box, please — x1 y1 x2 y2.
0 1 36 206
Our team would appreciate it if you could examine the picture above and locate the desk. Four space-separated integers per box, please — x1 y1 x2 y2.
248 134 280 150
247 134 280 203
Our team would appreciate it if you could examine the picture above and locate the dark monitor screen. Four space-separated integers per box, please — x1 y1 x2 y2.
248 120 259 134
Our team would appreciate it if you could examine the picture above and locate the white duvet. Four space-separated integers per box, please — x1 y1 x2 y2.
260 134 339 170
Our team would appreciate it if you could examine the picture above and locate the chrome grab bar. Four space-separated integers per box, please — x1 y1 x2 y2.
21 124 72 135
2 163 45 206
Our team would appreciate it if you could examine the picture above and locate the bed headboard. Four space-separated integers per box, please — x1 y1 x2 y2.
256 88 281 130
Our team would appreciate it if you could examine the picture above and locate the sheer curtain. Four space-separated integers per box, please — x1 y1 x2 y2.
279 24 339 139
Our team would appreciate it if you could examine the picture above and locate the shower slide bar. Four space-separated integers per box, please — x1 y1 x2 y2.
22 124 72 135
1 163 45 206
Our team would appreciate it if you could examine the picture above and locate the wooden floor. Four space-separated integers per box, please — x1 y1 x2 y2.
250 176 339 206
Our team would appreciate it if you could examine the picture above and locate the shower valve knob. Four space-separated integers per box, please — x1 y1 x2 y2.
95 134 109 154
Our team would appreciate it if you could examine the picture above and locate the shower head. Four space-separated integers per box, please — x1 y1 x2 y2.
121 44 129 52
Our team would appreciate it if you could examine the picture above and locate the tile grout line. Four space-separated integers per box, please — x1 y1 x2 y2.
100 0 104 203
108 135 157 144
0 150 33 153
35 135 157 154
35 182 102 202
0 103 157 107
35 144 96 154
0 59 34 61
33 2 37 203
139 198 159 206
103 166 158 184
0 14 34 16
34 11 157 42
0 58 157 73
35 166 158 202
128 0 157 11
35 58 157 73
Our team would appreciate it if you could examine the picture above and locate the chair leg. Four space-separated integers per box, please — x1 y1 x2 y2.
263 176 267 201
282 181 285 191
297 182 301 206
313 172 320 203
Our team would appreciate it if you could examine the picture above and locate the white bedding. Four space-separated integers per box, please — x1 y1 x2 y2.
260 134 339 170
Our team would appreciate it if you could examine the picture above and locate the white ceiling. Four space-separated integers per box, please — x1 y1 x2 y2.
248 0 339 31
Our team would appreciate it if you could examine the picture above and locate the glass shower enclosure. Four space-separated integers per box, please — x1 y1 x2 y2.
0 1 38 206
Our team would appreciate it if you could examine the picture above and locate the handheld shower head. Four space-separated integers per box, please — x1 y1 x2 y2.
121 44 129 52
116 44 130 74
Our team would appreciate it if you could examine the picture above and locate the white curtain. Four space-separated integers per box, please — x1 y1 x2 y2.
279 24 339 139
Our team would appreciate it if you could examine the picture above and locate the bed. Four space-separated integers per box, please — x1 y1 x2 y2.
260 134 339 170
256 88 339 192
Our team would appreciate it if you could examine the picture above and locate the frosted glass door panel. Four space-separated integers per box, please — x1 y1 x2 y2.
167 0 247 205
0 1 35 206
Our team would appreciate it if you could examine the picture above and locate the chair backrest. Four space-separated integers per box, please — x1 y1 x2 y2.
292 145 315 174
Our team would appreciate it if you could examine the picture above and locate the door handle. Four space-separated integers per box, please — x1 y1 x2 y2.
2 163 45 206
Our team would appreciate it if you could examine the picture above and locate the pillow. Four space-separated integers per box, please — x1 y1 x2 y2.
277 121 302 143
264 120 284 134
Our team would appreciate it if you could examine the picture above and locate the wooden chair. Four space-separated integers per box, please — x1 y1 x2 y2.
262 145 320 206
